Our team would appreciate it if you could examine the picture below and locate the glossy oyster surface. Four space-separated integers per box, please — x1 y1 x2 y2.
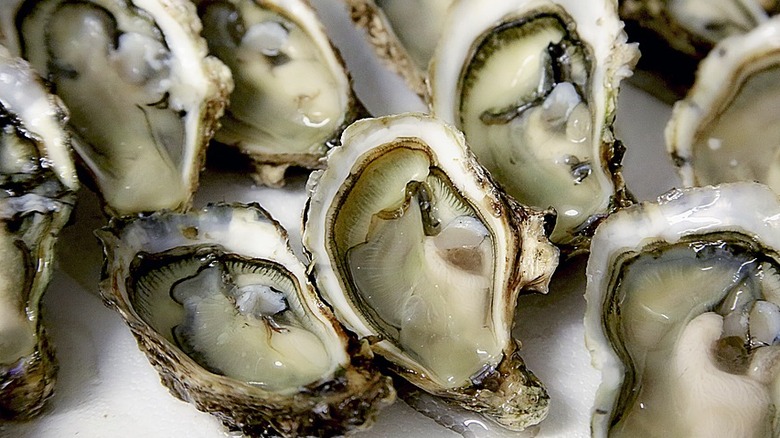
666 15 780 193
0 45 77 419
429 0 638 251
97 203 395 437
3 0 232 216
303 113 558 430
585 183 780 437
196 0 362 186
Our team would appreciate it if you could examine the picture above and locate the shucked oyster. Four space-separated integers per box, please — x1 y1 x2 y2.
195 0 364 186
97 203 394 437
585 183 780 437
1 0 232 216
429 0 638 252
666 15 780 193
0 45 77 419
303 114 558 430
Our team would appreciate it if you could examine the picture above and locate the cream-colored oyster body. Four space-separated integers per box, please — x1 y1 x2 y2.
429 0 638 252
303 113 558 430
667 15 780 193
196 0 362 186
585 182 780 437
97 203 394 437
2 0 231 216
0 45 77 420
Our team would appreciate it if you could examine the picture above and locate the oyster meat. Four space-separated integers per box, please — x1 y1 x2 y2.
303 113 558 430
196 0 363 186
2 0 232 216
97 203 395 437
585 183 780 437
0 45 77 419
429 0 638 252
666 15 780 193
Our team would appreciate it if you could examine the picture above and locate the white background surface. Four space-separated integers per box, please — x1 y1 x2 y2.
0 1 682 436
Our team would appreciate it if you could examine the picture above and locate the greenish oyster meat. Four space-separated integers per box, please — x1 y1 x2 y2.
0 45 77 420
667 15 780 194
5 0 231 216
196 0 360 186
586 183 780 437
430 0 638 252
98 203 394 437
304 114 558 431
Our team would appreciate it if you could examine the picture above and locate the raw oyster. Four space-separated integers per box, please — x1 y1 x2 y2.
619 0 770 101
2 0 232 216
342 0 454 97
303 113 558 430
585 183 780 437
429 0 639 252
97 203 395 437
0 45 77 419
195 0 364 187
666 15 780 193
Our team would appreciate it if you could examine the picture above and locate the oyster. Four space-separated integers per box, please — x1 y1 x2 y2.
195 0 364 186
2 0 232 216
429 0 639 252
303 113 558 430
619 0 770 101
343 0 454 97
97 203 395 437
0 45 77 419
666 15 780 193
585 183 780 437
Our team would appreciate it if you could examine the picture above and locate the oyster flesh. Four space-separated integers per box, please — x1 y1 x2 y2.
97 203 395 437
303 113 558 430
196 0 364 186
429 0 639 252
585 182 780 437
666 15 780 194
0 45 77 419
2 0 232 216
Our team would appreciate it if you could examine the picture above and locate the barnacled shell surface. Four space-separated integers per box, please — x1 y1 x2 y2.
0 45 77 420
303 113 559 431
195 0 365 187
97 203 395 437
0 0 232 216
429 0 639 253
585 182 780 437
666 15 780 193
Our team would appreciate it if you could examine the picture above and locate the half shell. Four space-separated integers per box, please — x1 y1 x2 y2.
2 0 232 216
0 45 77 420
303 113 558 430
97 203 395 437
429 0 638 252
585 182 780 437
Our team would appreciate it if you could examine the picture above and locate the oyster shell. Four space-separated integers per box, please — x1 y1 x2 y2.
195 0 364 187
666 15 780 193
303 113 558 430
2 0 232 216
429 0 639 252
342 0 453 97
585 183 780 437
0 45 77 419
619 0 770 101
97 203 395 437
